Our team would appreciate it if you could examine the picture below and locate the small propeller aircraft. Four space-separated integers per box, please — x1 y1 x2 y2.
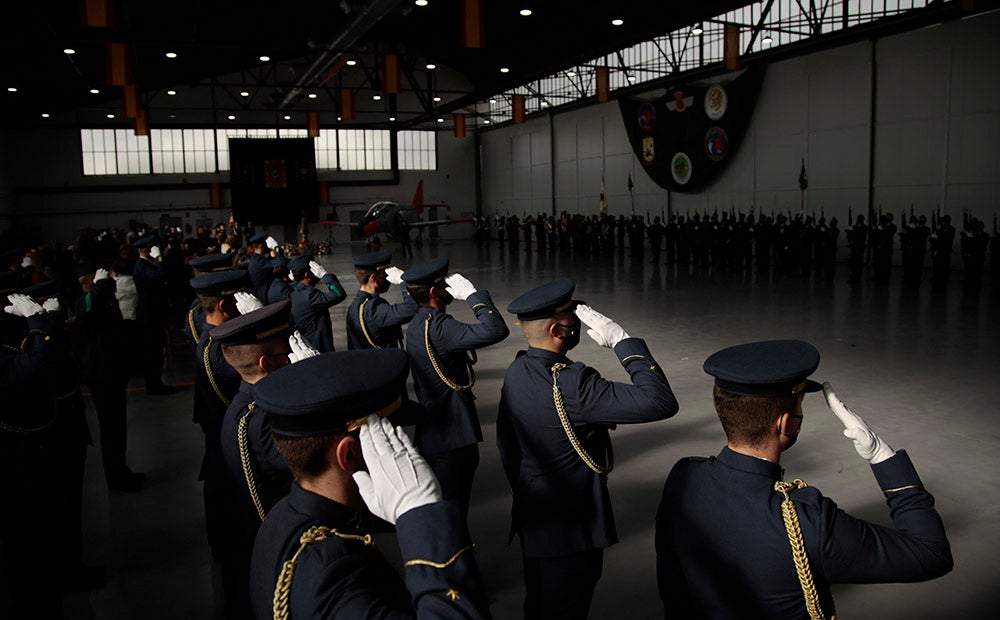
318 180 473 241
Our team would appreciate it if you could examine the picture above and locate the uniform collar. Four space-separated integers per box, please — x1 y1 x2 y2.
717 446 784 480
525 346 571 365
238 380 255 398
287 483 368 532
354 290 373 301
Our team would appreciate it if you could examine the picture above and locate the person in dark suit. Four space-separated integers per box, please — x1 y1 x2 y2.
655 340 952 620
402 257 509 520
191 270 252 619
246 232 290 305
288 254 347 353
184 253 236 348
345 251 417 350
131 234 174 394
249 350 490 620
498 278 679 620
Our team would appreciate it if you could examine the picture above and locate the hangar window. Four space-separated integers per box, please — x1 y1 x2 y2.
81 129 150 175
399 131 437 170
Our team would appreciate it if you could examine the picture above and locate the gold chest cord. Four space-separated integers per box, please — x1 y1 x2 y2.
774 479 837 620
549 362 613 475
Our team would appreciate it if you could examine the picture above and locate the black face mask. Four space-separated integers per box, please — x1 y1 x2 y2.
376 277 390 295
781 431 799 451
557 316 582 351
434 287 453 306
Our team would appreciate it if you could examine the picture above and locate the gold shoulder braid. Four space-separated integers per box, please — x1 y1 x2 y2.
358 299 382 349
773 480 837 620
273 525 374 620
187 306 200 343
238 402 266 521
424 316 474 391
203 337 231 406
550 362 613 475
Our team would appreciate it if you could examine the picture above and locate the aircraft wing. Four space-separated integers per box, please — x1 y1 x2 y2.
408 216 474 228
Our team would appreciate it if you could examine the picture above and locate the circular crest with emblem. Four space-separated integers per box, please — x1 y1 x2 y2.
671 152 692 185
638 102 656 131
705 126 729 162
704 85 728 120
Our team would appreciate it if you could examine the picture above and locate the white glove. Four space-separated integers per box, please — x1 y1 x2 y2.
234 291 264 315
309 261 328 279
576 304 630 348
94 268 109 282
353 415 441 524
444 273 477 301
823 382 896 464
384 266 404 286
149 246 162 259
21 256 33 268
42 298 61 313
4 294 44 317
265 236 279 250
287 330 319 363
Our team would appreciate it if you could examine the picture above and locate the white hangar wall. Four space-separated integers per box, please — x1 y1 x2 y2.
481 10 1000 228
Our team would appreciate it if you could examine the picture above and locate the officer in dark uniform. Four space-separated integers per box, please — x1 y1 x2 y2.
402 257 509 519
846 214 868 283
498 279 679 620
656 340 952 619
872 213 897 285
132 234 174 394
247 231 289 304
184 253 235 348
930 213 956 292
288 254 346 353
960 217 990 296
75 262 144 491
345 251 417 350
213 300 300 620
249 350 490 620
191 269 251 619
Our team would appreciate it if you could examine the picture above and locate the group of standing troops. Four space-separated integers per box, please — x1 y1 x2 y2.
476 207 998 294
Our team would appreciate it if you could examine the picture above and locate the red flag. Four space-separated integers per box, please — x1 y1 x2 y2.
122 83 139 118
459 0 485 49
512 95 525 124
453 113 466 138
106 42 131 86
596 67 610 103
339 89 355 121
724 24 741 70
133 107 149 136
307 111 320 138
381 54 401 94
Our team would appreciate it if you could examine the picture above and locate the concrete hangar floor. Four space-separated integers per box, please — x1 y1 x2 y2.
67 238 998 620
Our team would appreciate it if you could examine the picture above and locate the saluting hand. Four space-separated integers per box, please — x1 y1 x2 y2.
265 236 279 251
444 273 477 301
309 260 328 279
823 382 896 464
576 304 630 348
287 330 319 363
384 266 404 286
234 291 264 315
4 294 44 317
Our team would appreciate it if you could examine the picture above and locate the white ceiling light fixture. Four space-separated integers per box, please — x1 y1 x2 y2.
627 75 636 82
415 0 428 7
541 100 549 107
283 115 291 120
489 98 496 104
167 89 177 96
259 55 270 62
500 67 509 73
337 116 342 121
762 33 773 45
106 113 115 118
169 113 176 119
89 88 100 94
692 24 703 35
426 63 436 70
63 48 75 55
520 9 532 17
240 90 250 97
307 92 318 99
437 117 444 123
566 71 576 77
433 96 442 102
373 94 382 101
227 114 236 120
41 113 50 118
6 87 16 93
612 18 624 26
165 52 178 59
346 59 357 66
484 119 491 124
389 116 396 121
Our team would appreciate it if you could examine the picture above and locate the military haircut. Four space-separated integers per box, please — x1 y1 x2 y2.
354 267 375 286
273 432 347 480
520 316 556 343
292 268 311 282
197 292 223 314
406 284 432 305
713 386 800 449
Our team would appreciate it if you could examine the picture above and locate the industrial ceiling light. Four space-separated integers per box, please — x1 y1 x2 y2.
433 96 442 102
489 98 496 104
426 63 436 70
90 88 100 94
283 115 291 120
692 24 703 35
259 55 270 62
167 89 177 95
308 92 318 99
484 119 491 124
437 117 444 122
6 87 16 93
63 48 75 55
346 59 357 66
106 113 115 118
415 0 428 7
566 71 576 77
41 113 50 118
165 52 178 58
228 114 236 120
627 75 636 82
169 113 176 119
541 100 549 107
240 90 250 97
612 18 624 26
520 9 532 17
389 116 396 121
762 33 773 45
373 94 382 101
500 67 509 73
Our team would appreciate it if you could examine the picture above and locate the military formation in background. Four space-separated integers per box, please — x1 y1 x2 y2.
474 207 999 295
0 207 981 619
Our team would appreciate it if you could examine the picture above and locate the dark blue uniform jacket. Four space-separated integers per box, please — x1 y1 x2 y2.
345 287 418 350
290 275 347 353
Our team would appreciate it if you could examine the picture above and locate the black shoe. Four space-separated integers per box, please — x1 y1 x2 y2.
62 564 106 591
146 384 175 395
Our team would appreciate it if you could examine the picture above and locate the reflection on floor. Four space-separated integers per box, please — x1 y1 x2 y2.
67 240 999 619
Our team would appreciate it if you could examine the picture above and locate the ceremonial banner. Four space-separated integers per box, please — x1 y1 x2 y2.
619 67 763 192
307 111 320 138
512 95 526 124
